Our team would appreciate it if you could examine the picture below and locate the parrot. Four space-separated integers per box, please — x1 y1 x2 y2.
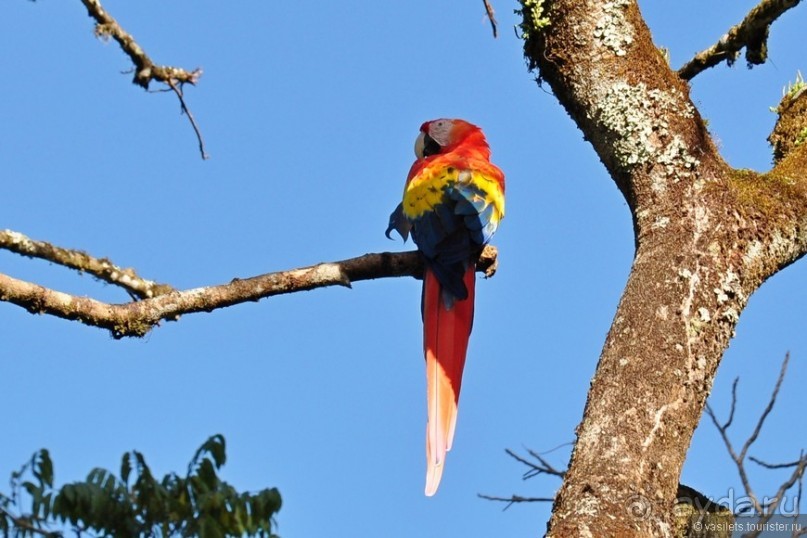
386 119 505 496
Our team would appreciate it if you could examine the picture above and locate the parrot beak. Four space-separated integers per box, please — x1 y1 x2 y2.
414 131 426 160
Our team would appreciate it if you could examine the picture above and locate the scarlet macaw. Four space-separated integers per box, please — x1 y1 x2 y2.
386 119 505 496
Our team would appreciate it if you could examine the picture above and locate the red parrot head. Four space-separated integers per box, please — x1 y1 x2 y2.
414 119 490 160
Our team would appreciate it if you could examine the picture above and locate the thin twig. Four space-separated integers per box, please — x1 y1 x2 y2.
503 448 565 480
477 448 565 509
705 399 758 510
794 461 806 537
724 377 740 430
747 450 807 538
76 0 207 158
738 352 790 464
167 79 209 160
750 455 806 469
0 229 174 300
706 353 796 519
0 245 498 338
476 493 553 510
526 448 566 478
482 0 498 38
678 0 802 80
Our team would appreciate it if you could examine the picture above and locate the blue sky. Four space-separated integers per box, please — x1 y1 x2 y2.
1 1 805 536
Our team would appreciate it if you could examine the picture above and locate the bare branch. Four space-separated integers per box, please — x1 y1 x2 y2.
678 0 802 80
0 244 498 338
476 493 553 510
750 455 806 469
504 448 566 480
795 463 806 537
706 353 795 518
477 447 565 509
482 0 498 38
724 377 740 430
705 389 759 512
738 352 790 463
79 0 199 88
76 0 207 158
167 79 209 160
745 451 807 538
766 451 807 514
0 229 174 300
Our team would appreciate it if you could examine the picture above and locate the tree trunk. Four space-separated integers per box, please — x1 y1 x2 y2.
517 1 807 535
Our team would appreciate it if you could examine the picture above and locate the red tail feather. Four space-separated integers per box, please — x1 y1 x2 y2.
422 266 475 496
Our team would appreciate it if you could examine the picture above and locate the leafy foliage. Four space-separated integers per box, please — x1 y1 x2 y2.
0 435 281 537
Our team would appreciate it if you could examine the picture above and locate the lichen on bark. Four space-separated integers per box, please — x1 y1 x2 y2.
518 0 807 536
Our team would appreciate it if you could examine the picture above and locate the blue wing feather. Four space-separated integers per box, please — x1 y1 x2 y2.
400 181 497 302
386 203 411 242
387 168 500 303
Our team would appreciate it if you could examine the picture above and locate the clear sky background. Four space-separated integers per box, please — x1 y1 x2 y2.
1 1 805 536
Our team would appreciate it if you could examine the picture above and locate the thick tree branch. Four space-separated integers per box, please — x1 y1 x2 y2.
0 229 174 300
79 0 199 89
75 0 207 158
678 0 802 81
769 74 807 164
0 245 498 338
517 0 807 535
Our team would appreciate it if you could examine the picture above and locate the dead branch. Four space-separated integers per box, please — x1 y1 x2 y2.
76 0 207 158
678 0 802 80
0 241 498 339
482 0 498 38
477 447 566 509
0 229 174 300
741 451 807 538
79 0 199 88
705 353 807 536
795 465 806 538
750 455 806 469
167 79 209 159
507 448 566 480
476 493 553 510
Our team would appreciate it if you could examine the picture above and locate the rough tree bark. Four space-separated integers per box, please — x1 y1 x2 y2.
517 0 807 536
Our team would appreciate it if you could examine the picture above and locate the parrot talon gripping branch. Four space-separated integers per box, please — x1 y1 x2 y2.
387 119 505 496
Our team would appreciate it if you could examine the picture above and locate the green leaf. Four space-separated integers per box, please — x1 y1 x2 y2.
42 492 52 519
32 449 53 489
196 460 218 491
22 480 40 500
120 453 132 485
207 435 227 469
87 468 106 486
190 435 227 474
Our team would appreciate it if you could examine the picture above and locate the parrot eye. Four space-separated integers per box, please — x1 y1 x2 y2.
422 133 441 157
